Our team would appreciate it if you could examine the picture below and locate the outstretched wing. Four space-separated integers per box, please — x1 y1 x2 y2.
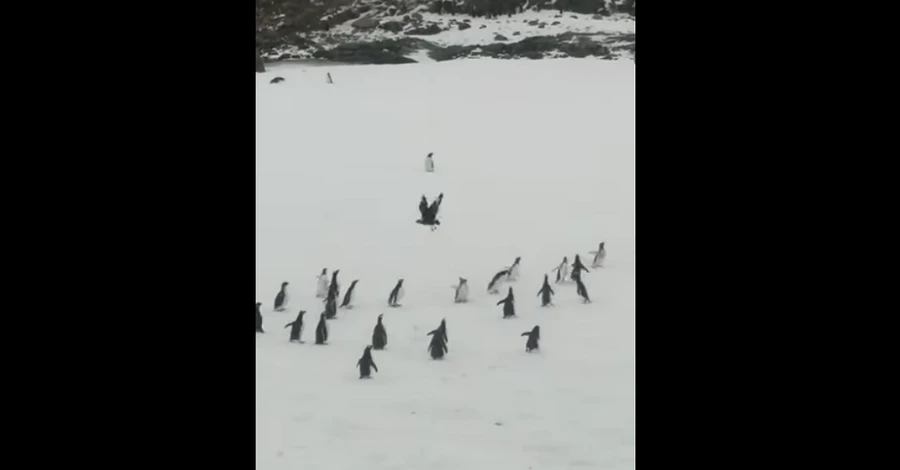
428 193 444 217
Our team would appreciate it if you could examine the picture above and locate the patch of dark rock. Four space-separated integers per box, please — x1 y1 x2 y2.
412 12 423 21
387 7 397 16
312 40 419 64
512 31 521 35
403 15 410 21
352 16 380 29
539 24 545 28
479 25 487 29
406 23 443 35
458 23 471 30
463 18 471 23
528 20 540 26
571 15 578 18
379 21 405 33
270 77 285 84
552 21 561 25
494 34 508 40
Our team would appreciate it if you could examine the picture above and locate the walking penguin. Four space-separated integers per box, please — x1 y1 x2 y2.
553 256 569 283
388 279 404 307
537 274 555 307
324 292 338 319
284 310 306 343
452 277 469 303
575 276 592 303
372 314 388 350
497 287 516 318
327 269 341 301
256 302 264 333
590 242 606 268
427 319 449 360
427 318 448 344
274 281 289 312
487 268 510 294
340 279 359 309
425 152 434 173
522 326 540 352
571 255 590 282
315 269 329 298
315 312 328 345
505 256 522 282
356 345 378 379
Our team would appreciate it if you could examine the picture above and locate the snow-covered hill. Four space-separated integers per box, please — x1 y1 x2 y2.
256 58 635 469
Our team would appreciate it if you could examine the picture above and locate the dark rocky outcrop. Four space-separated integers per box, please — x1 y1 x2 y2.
458 22 471 30
379 21 405 32
406 23 443 35
429 33 611 61
494 33 508 40
351 16 380 29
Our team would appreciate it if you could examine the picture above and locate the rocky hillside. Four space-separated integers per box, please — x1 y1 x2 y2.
257 0 635 65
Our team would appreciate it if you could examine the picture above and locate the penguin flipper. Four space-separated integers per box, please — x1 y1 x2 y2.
522 332 531 336
284 322 294 329
371 361 378 372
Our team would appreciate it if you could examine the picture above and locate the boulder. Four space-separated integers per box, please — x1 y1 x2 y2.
351 16 380 29
379 21 405 33
494 33 508 40
407 23 443 35
458 22 471 30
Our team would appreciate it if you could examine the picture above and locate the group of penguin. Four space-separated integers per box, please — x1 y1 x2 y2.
254 241 606 379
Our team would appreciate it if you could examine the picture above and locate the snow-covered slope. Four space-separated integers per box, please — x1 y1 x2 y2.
256 58 635 470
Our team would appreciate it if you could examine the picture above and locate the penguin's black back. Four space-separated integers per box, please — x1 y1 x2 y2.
315 314 328 344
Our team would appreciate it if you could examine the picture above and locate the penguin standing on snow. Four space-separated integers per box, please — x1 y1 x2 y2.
284 310 306 343
427 318 448 344
256 302 264 333
425 152 434 173
571 255 590 282
274 281 289 312
372 314 387 350
522 326 540 352
553 256 569 283
537 274 555 307
315 313 329 344
315 269 329 298
590 242 606 268
452 277 469 303
487 268 510 294
427 319 448 360
327 269 341 301
388 279 404 307
497 287 516 318
340 279 359 309
575 276 592 303
357 345 378 379
505 256 522 282
324 292 338 319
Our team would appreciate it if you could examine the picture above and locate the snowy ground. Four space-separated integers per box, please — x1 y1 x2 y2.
256 58 635 470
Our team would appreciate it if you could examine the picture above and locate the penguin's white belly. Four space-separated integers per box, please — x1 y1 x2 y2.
508 265 520 281
316 277 328 297
560 264 569 280
425 158 434 172
456 284 469 302
592 250 606 267
397 287 404 301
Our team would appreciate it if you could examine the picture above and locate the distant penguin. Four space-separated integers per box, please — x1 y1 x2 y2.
357 345 378 379
505 256 522 281
571 255 590 282
537 274 555 307
590 242 606 268
575 277 592 303
497 287 516 318
452 277 469 303
522 325 540 352
316 269 329 298
327 269 341 301
284 310 306 343
388 279 404 307
274 281 289 312
315 313 328 344
372 314 388 350
256 302 264 333
324 293 338 319
425 152 434 173
427 319 448 360
487 269 509 294
427 318 448 344
340 279 359 309
553 256 569 283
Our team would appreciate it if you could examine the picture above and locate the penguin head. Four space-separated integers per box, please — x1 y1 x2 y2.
515 256 521 263
563 256 568 262
427 152 433 157
321 268 327 275
351 279 359 285
365 345 373 352
599 242 605 249
508 287 514 295
334 269 340 276
256 302 262 307
377 313 383 322
459 277 467 284
398 279 404 285
544 274 549 281
533 325 540 335
299 310 306 318
281 281 289 287
320 312 326 319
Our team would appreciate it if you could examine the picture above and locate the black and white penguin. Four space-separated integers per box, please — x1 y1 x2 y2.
590 242 606 268
315 268 329 298
340 279 359 309
315 312 328 344
452 277 469 303
388 279 404 307
357 345 378 379
256 302 264 333
497 287 516 318
522 325 540 352
284 310 306 343
575 277 592 303
274 281 289 312
425 152 434 173
372 314 387 350
571 255 590 282
505 256 522 282
427 319 448 360
324 292 338 319
487 269 510 294
553 256 569 283
427 318 448 344
537 274 555 307
327 269 341 301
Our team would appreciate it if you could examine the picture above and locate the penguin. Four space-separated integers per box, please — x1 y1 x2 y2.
427 318 448 344
487 269 509 294
425 152 434 173
575 276 592 303
372 314 387 350
256 302 264 333
522 325 540 352
324 292 338 319
427 320 449 360
553 256 569 283
589 242 606 268
571 255 590 282
315 312 328 344
505 256 522 282
327 269 341 301
340 279 359 309
537 274 555 307
284 310 306 343
357 345 378 379
497 287 516 318
388 279 404 307
452 277 469 303
315 269 329 298
274 281 289 312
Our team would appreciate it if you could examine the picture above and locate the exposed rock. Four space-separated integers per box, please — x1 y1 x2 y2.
412 12 423 21
539 24 545 28
256 48 265 73
406 23 443 35
494 34 508 40
479 25 487 29
403 15 410 21
463 18 471 23
512 31 521 36
379 21 405 33
593 14 605 19
312 40 419 64
387 7 397 16
458 23 471 31
351 16 380 29
552 21 561 25
270 77 285 84
528 20 540 26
